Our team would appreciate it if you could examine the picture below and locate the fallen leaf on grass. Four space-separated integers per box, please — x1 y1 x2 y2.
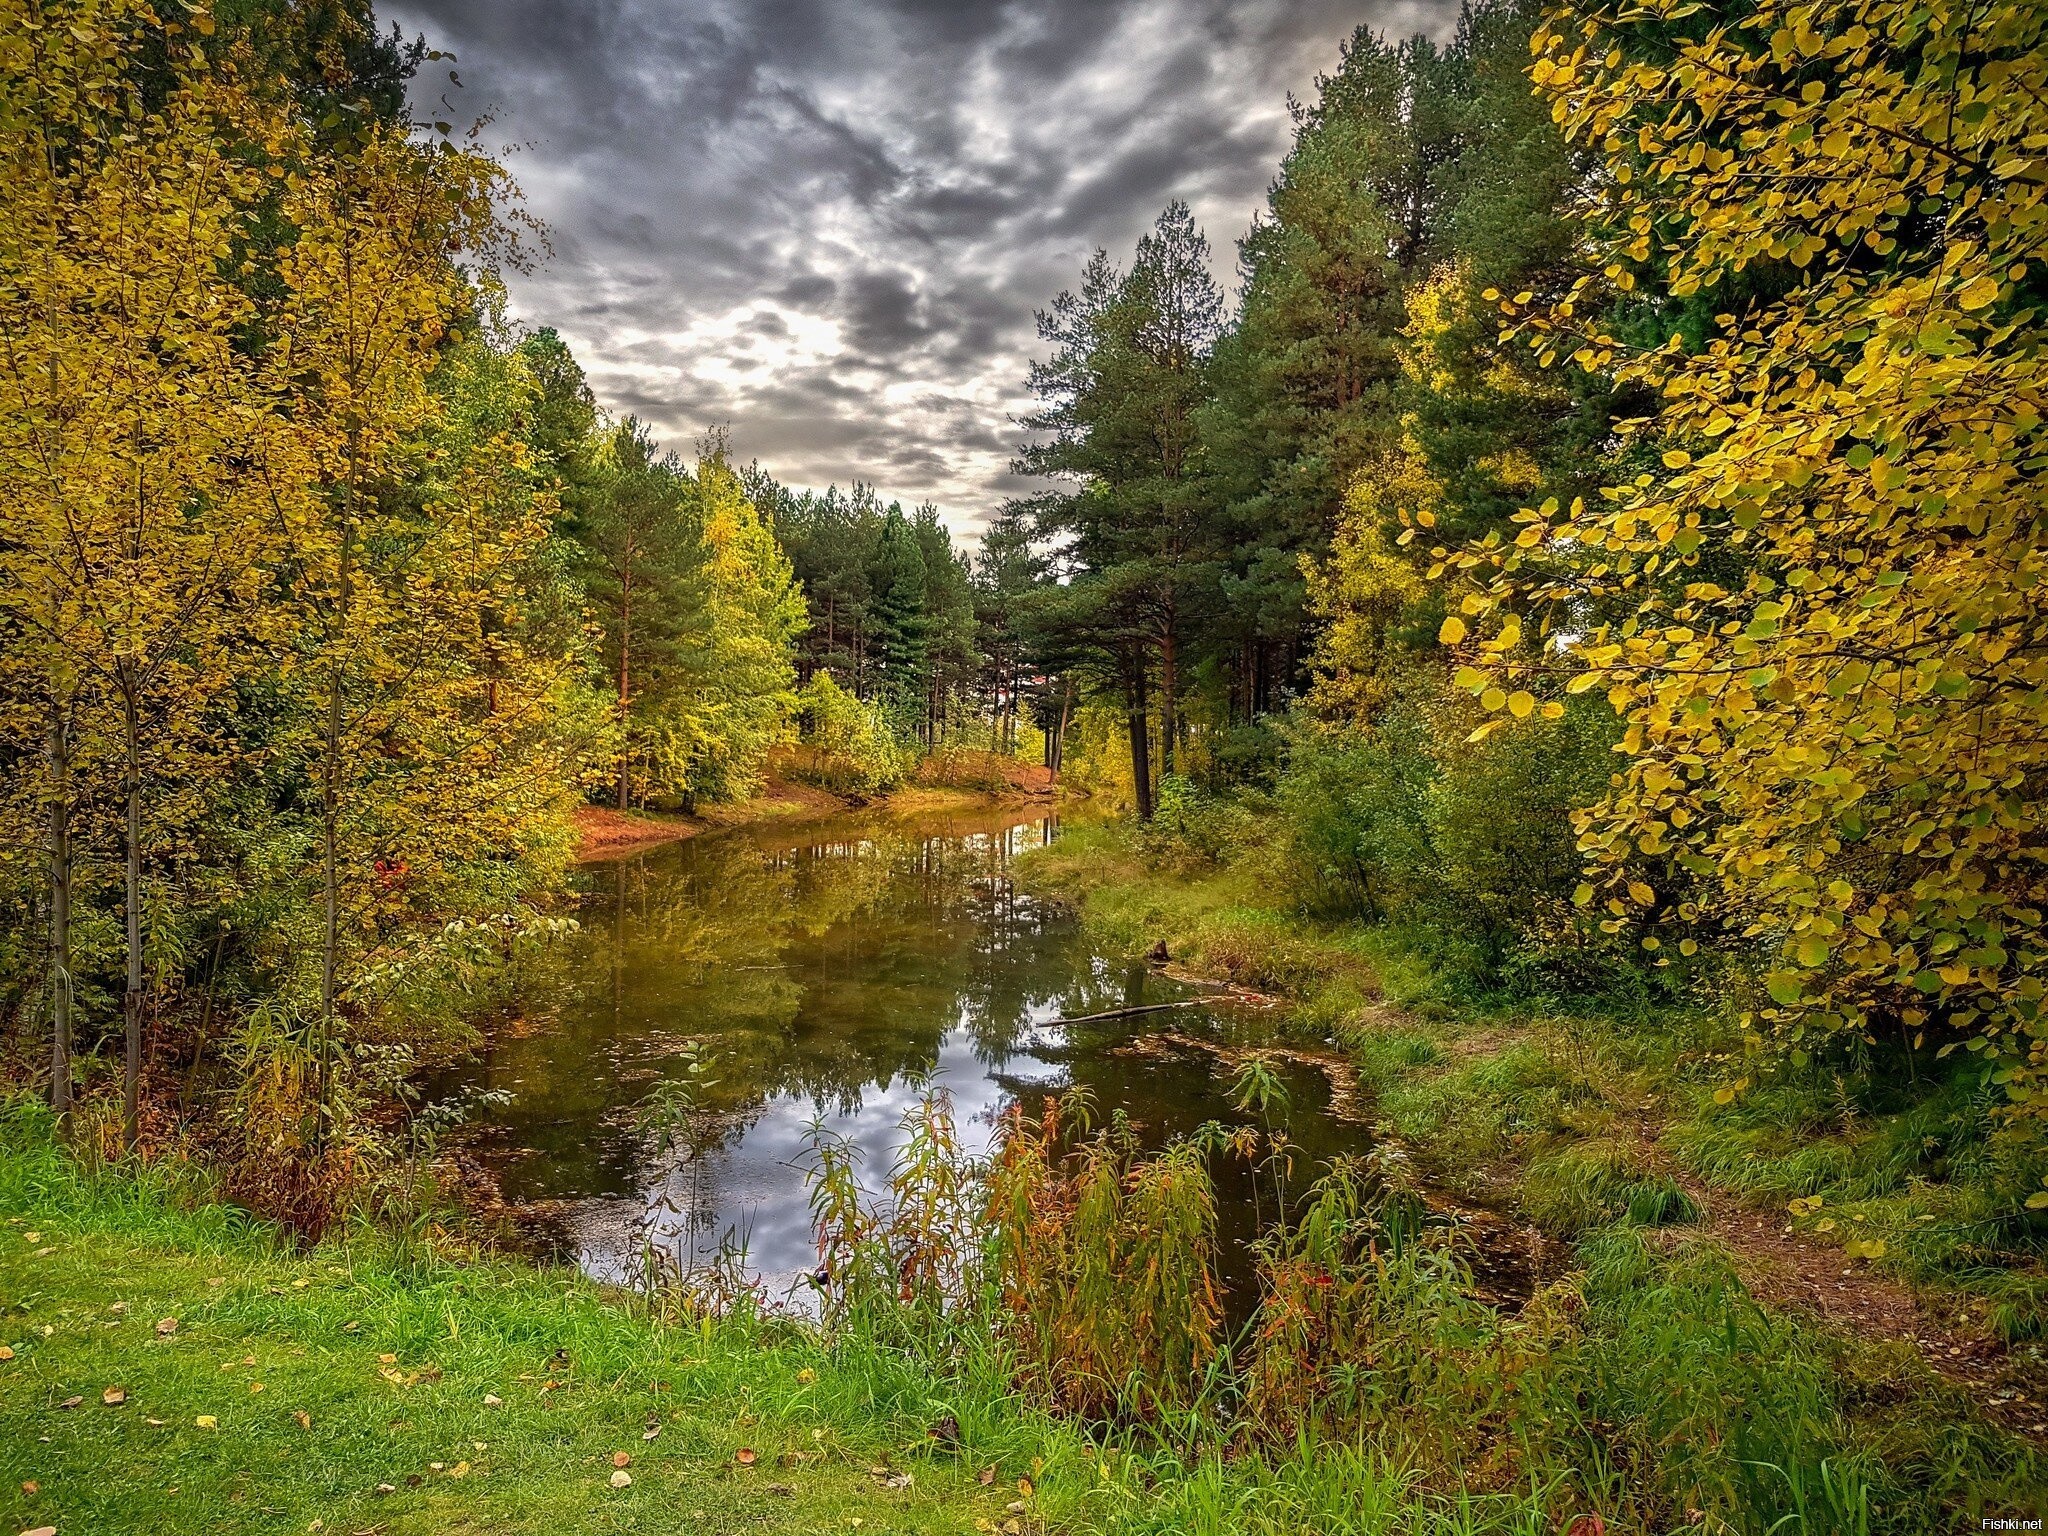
144 1418 167 1427
609 1470 632 1489
195 1416 217 1430
101 1388 126 1406
248 1383 264 1394
155 1319 178 1337
0 1347 14 1361
482 1394 502 1407
611 1452 631 1469
20 1480 38 1494
293 1411 311 1430
54 1397 82 1411
20 1525 56 1536
1017 1476 1034 1497
734 1448 756 1467
977 1466 997 1486
448 1462 470 1479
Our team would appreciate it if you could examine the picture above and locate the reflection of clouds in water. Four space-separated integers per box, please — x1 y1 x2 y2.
581 1024 1063 1302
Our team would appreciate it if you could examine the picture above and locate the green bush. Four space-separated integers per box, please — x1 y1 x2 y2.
1272 702 1617 988
785 672 913 795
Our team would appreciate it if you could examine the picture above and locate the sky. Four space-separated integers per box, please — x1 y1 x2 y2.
387 0 1462 540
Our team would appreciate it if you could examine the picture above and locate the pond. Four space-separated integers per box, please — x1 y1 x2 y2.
439 803 1374 1311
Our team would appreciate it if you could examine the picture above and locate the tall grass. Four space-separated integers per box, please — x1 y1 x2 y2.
986 1091 1224 1424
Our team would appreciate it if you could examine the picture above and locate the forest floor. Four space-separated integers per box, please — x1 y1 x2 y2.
1013 823 2048 1454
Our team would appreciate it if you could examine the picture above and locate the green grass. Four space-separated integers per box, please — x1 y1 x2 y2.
0 1128 1088 1536
0 1116 1583 1536
1013 818 2048 1532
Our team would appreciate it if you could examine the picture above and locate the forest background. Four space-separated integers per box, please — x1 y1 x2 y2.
0 0 2043 1399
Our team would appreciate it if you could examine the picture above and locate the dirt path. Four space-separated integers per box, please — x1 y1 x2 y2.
1630 1128 2048 1442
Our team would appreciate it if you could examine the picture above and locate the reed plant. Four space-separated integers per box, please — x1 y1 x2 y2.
984 1091 1224 1422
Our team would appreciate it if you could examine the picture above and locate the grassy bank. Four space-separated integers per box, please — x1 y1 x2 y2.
0 1120 1086 1536
0 1112 1573 1536
1016 821 2048 1527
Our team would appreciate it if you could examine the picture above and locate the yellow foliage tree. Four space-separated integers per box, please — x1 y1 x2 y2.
1451 0 2048 1111
0 0 292 1142
267 122 568 1123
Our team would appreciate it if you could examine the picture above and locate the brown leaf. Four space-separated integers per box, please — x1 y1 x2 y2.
1017 1476 1034 1497
0 1346 15 1361
55 1396 83 1410
294 1410 312 1430
155 1318 179 1336
734 1447 757 1466
102 1386 127 1406
611 1451 631 1468
977 1466 996 1486
21 1479 39 1494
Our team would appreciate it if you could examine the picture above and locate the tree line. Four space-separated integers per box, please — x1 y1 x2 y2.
0 0 837 1211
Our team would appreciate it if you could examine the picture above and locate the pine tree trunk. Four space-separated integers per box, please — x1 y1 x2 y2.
1128 652 1153 822
616 564 633 810
119 666 142 1153
46 696 72 1133
1051 676 1072 780
1159 621 1178 778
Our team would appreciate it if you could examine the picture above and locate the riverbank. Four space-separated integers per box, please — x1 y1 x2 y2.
576 756 1060 860
1015 821 2048 1508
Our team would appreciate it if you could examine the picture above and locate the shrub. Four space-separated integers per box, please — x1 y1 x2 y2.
785 673 913 796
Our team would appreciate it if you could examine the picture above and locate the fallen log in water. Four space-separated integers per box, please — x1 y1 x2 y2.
1049 999 1209 1026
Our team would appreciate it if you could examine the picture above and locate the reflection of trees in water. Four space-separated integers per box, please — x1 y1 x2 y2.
456 809 1127 1198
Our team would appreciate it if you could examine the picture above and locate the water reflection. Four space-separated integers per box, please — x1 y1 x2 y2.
446 806 1364 1304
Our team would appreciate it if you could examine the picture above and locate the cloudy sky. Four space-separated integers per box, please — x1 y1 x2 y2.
387 0 1460 539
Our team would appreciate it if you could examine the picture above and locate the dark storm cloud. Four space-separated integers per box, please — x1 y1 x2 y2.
387 0 1462 536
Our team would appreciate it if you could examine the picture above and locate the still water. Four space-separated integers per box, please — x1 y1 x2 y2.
443 805 1367 1307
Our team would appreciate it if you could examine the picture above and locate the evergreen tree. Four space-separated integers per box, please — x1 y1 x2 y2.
869 506 930 716
1019 202 1223 812
1199 30 1452 714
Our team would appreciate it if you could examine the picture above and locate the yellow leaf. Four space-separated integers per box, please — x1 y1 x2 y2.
1439 616 1467 645
1628 881 1656 906
195 1415 218 1429
1956 273 2000 310
1507 690 1535 718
